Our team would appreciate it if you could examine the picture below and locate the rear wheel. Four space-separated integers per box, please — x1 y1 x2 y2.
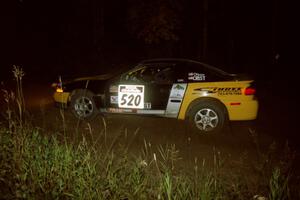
70 90 98 120
188 100 227 134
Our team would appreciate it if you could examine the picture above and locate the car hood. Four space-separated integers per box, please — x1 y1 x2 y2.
61 73 114 85
73 73 114 81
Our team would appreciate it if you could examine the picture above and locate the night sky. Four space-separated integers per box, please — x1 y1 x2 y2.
1 0 298 84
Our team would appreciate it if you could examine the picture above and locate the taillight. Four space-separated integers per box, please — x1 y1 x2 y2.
244 87 256 95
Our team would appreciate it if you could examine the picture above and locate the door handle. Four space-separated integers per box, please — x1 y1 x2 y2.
170 99 181 103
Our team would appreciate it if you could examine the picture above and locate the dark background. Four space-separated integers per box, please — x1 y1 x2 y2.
1 0 298 87
0 0 300 149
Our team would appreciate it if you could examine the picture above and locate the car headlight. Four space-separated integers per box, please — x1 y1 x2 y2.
56 88 64 93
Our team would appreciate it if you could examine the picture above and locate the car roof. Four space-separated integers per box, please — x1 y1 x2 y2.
139 58 200 65
139 58 230 76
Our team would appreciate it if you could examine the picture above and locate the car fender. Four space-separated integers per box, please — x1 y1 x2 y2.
184 97 228 120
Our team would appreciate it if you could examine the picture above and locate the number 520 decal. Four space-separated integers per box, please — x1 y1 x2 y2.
118 85 144 109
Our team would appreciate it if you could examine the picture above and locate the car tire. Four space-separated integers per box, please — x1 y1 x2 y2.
188 99 227 134
70 89 98 120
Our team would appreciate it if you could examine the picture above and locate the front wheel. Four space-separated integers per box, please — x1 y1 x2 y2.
70 90 98 120
188 100 227 134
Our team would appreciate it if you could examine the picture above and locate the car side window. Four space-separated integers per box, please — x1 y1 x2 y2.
154 67 175 84
139 66 175 84
121 65 176 84
139 67 157 82
120 68 141 82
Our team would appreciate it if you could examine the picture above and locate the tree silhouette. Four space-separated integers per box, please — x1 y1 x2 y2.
126 0 182 44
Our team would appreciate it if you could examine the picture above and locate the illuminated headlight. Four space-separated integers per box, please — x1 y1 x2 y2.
56 88 64 93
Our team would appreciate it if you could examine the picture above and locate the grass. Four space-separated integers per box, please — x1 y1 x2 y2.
0 66 299 199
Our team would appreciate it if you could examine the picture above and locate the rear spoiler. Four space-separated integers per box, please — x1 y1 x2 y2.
228 73 254 81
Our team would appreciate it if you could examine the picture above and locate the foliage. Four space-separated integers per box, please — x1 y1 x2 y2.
0 109 298 200
269 168 290 200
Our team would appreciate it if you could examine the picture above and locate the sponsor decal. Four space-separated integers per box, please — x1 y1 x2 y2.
108 108 136 113
188 72 206 81
108 108 123 113
110 96 118 104
194 87 242 95
119 85 143 93
166 83 187 118
144 102 151 109
217 87 242 95
174 84 185 90
109 85 118 93
170 84 186 98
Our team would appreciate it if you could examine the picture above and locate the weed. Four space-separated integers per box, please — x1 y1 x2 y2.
0 67 299 199
269 167 290 200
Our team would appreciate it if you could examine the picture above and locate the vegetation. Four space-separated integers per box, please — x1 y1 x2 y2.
0 67 299 199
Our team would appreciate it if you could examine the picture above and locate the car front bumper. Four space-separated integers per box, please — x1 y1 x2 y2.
53 91 70 105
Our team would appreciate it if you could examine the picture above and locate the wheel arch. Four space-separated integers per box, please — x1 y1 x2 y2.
185 97 229 120
70 89 90 101
70 89 103 109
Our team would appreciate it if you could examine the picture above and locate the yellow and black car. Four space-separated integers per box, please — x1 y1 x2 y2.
52 59 258 134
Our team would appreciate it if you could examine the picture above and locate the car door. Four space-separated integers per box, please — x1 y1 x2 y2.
142 65 175 110
106 65 175 113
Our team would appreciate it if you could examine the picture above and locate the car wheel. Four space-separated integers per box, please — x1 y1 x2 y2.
70 90 98 120
188 100 227 134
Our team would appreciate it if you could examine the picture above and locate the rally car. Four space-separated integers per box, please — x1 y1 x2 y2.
52 59 258 134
